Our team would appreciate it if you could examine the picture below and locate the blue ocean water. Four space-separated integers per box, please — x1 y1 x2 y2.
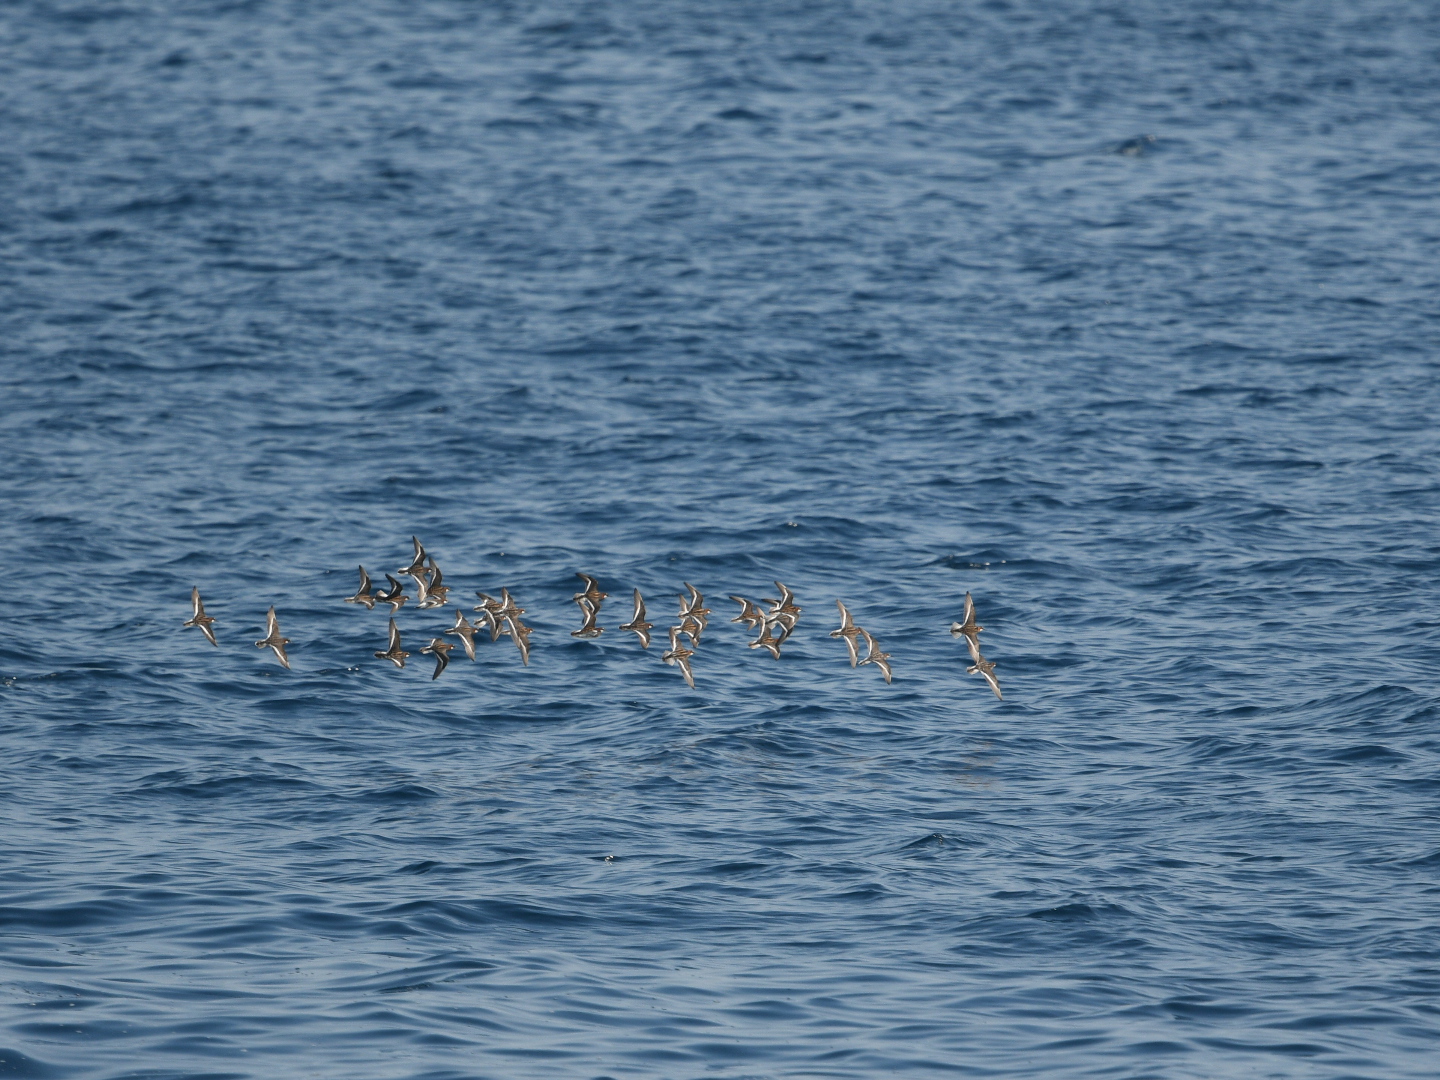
3 1 1440 1076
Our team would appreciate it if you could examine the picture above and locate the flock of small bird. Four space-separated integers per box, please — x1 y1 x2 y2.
183 537 1003 698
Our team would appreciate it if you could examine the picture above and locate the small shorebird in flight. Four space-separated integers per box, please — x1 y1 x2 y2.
343 566 377 610
729 595 765 633
678 614 704 646
662 625 696 688
950 592 984 648
398 536 429 578
497 588 525 622
679 584 710 639
405 556 432 603
856 629 892 684
375 617 409 668
254 607 291 669
421 638 453 680
571 597 604 638
965 639 1002 699
374 574 408 614
762 582 801 641
619 589 653 648
445 609 480 660
830 600 864 667
749 619 783 660
474 593 505 640
184 587 218 646
505 615 533 666
415 557 449 609
492 589 527 642
574 573 608 612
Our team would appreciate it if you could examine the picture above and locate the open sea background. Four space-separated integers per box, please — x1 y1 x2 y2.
3 1 1440 1076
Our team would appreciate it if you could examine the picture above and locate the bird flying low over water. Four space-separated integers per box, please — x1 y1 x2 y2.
572 597 604 638
729 595 765 633
965 637 1002 699
445 609 480 660
572 575 606 637
185 587 218 646
492 590 527 648
421 638 453 680
762 582 801 642
574 573 607 613
344 566 377 609
662 625 696 688
374 574 408 614
952 593 1001 698
856 629 892 684
679 584 711 640
505 615 533 666
497 588 525 623
678 614 704 646
375 618 409 668
254 607 291 669
619 589 653 648
415 557 449 609
749 618 784 660
473 593 505 640
399 536 429 578
950 591 984 647
831 600 863 667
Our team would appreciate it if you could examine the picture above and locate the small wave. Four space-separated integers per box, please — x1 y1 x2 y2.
0 1048 65 1079
351 782 441 803
1025 901 1131 922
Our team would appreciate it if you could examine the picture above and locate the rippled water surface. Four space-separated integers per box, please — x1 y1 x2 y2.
4 1 1440 1077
